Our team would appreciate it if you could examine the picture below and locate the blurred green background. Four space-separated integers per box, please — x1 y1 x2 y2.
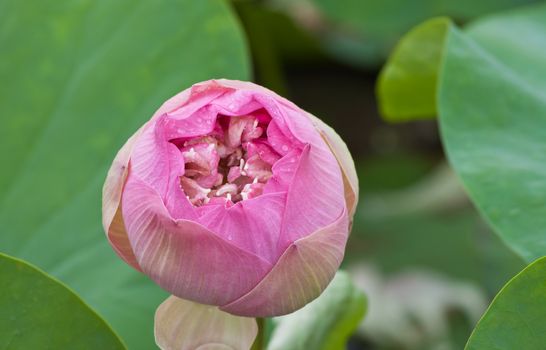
2 0 541 349
235 1 529 348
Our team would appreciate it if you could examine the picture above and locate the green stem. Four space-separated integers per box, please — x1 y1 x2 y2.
231 2 288 96
251 318 265 350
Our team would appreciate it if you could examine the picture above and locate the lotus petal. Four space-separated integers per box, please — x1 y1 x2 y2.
155 296 257 350
220 209 349 317
102 129 142 270
122 174 273 306
196 192 287 263
307 112 359 218
277 144 345 251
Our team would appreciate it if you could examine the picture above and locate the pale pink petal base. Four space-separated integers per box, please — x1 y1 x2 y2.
155 296 257 350
220 208 349 317
107 207 141 271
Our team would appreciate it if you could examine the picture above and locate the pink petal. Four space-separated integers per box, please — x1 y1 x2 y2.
162 107 217 140
211 79 300 111
122 174 273 305
307 113 359 218
179 177 212 205
155 296 257 350
244 140 281 165
264 149 301 194
165 81 230 122
106 207 141 272
240 181 265 201
102 128 142 271
225 116 262 148
266 119 301 156
227 166 242 183
277 144 345 251
241 93 346 248
128 82 237 220
244 155 273 182
220 209 349 317
250 108 272 124
204 87 265 117
130 116 196 220
151 88 192 120
197 192 287 263
180 143 220 188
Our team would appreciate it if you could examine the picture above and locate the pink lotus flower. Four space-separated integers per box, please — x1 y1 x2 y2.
102 80 358 324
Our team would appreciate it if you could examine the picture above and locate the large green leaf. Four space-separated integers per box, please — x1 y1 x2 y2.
377 17 451 122
377 3 546 262
439 4 546 262
465 256 546 349
0 253 125 349
0 0 250 349
309 0 536 67
268 271 366 350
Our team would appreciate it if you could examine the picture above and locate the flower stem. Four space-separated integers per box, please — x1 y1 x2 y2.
251 317 265 350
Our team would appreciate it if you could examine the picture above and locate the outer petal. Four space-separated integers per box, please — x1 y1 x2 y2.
155 296 257 350
307 113 359 218
129 117 197 220
251 94 346 250
101 101 179 270
122 175 273 306
102 129 142 271
101 82 195 246
220 208 349 317
127 81 231 221
196 192 287 264
277 143 344 251
151 87 192 119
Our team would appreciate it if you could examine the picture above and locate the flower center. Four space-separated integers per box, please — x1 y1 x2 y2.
177 114 281 206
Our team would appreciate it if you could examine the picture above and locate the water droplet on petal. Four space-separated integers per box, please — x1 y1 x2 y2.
282 145 289 152
227 235 233 241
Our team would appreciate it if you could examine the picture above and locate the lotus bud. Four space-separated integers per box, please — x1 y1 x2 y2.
102 79 358 322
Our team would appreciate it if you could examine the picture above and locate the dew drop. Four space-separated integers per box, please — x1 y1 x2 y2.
227 235 233 241
281 145 289 152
